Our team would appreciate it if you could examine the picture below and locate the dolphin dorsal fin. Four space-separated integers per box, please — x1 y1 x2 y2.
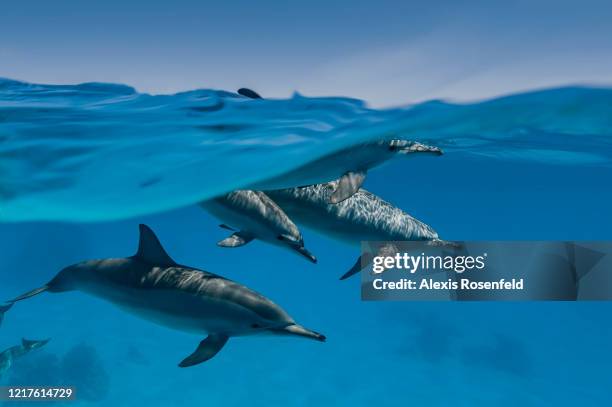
134 224 177 266
237 88 263 99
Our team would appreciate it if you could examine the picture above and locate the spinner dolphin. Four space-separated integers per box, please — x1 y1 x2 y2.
238 88 443 203
200 190 316 263
7 225 325 367
267 181 452 279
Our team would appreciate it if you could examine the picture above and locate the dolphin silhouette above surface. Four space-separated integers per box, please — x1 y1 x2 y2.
200 190 317 263
266 181 449 279
0 303 12 327
7 225 325 367
0 338 50 378
237 88 443 203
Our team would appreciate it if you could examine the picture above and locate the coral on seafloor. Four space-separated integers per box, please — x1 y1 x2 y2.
5 342 111 402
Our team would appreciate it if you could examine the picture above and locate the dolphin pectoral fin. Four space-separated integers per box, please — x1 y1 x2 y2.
179 334 229 367
330 171 366 204
219 224 236 231
237 88 263 99
217 232 253 248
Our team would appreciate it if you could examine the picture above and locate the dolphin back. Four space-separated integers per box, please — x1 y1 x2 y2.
269 183 439 242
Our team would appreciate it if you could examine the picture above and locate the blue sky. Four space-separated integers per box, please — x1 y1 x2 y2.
2 0 612 106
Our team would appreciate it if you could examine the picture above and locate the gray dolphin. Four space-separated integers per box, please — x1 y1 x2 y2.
0 338 50 378
200 190 317 263
0 303 12 327
266 181 449 279
7 225 325 367
237 88 443 203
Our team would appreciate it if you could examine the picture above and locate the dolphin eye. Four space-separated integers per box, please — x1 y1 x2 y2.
251 323 261 329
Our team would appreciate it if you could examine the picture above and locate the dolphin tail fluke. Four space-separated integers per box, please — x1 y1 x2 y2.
179 334 230 367
330 170 366 204
8 285 49 304
0 302 13 326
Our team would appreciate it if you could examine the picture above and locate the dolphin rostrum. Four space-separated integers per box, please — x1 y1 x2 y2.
200 190 317 263
7 225 325 367
0 338 50 378
237 88 443 203
0 303 12 327
266 181 450 279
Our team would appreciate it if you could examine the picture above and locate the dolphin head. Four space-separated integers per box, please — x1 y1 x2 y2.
387 139 443 156
265 323 327 342
211 190 318 263
276 233 317 263
245 317 326 342
257 194 317 263
234 288 325 341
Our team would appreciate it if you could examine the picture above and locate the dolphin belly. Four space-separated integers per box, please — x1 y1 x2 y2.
79 282 260 336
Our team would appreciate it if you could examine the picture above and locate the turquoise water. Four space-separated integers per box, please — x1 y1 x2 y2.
1 79 611 405
1 79 611 221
